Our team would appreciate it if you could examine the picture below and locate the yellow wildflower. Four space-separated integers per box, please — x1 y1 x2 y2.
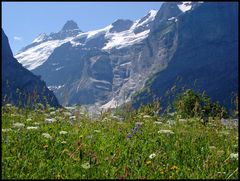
56 174 62 179
160 169 164 174
146 160 152 165
43 144 48 150
171 165 178 170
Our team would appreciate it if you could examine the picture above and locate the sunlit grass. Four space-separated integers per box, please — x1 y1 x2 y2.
1 104 238 179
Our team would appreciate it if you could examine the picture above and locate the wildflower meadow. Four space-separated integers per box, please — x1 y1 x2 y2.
1 103 238 179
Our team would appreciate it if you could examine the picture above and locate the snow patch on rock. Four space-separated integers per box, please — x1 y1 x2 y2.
177 2 192 13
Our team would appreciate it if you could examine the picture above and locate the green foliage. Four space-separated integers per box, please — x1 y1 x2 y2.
137 99 160 117
1 104 238 179
234 95 238 117
174 89 228 120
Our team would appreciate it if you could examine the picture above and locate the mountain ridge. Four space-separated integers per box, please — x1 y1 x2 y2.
13 2 238 112
2 29 61 108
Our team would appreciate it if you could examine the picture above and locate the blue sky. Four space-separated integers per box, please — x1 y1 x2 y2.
2 2 162 54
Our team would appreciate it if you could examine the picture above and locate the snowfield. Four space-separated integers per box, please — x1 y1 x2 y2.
15 37 73 70
15 10 157 70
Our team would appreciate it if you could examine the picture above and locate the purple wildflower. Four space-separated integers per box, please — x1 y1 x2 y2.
131 124 141 134
127 133 132 139
221 118 228 126
132 127 138 134
119 176 125 180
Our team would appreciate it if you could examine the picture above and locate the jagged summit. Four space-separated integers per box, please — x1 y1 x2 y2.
33 33 48 43
61 20 79 31
137 9 157 25
110 19 134 33
112 19 133 25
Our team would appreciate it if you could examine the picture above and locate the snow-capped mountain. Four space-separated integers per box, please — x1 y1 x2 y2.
14 2 238 112
15 9 159 108
15 20 82 70
16 10 157 70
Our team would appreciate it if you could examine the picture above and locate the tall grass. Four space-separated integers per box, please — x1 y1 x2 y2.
1 104 238 179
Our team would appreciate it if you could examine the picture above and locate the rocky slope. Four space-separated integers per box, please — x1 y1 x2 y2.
132 2 238 111
15 10 159 108
14 2 238 111
2 29 60 108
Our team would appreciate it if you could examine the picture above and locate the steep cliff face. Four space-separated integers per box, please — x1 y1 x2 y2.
13 2 238 111
133 2 238 111
17 10 161 107
2 29 60 108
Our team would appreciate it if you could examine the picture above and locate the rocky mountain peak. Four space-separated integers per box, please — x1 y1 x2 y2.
13 2 237 112
109 19 134 33
2 29 13 58
61 20 79 31
138 9 157 24
32 33 48 43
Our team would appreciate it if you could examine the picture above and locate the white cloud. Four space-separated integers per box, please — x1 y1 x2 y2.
14 36 23 41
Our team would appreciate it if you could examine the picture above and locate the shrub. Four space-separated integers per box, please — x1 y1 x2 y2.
174 89 228 120
137 99 160 117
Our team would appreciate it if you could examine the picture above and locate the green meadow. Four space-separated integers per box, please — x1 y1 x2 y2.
1 103 238 179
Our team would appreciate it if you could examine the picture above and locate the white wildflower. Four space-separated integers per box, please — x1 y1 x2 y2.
50 111 56 116
230 153 238 160
154 121 163 125
33 122 40 125
111 115 124 121
209 146 216 150
116 122 123 124
61 141 67 144
158 130 175 135
45 118 57 123
79 112 85 116
60 131 68 135
135 122 143 126
49 107 55 111
2 128 12 132
143 115 151 119
167 120 175 125
13 122 25 128
42 133 52 139
27 126 39 130
217 172 226 175
63 112 71 116
70 116 76 120
26 118 32 122
102 117 110 122
167 112 175 116
219 130 230 136
87 135 93 139
81 162 90 169
149 153 156 159
179 119 187 122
